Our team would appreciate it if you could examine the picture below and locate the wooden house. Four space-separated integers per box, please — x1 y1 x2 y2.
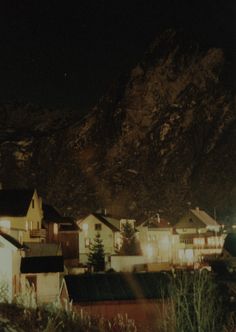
174 207 225 265
20 255 64 304
77 212 136 266
43 204 79 261
0 189 45 243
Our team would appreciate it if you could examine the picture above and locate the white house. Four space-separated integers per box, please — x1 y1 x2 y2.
174 207 225 265
20 254 64 304
0 231 25 302
0 189 45 243
137 214 178 263
77 212 136 265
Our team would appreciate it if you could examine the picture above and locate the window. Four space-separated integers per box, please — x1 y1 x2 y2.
32 199 34 208
95 223 102 231
85 238 90 248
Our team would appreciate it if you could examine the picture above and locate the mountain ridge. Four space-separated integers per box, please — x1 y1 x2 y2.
0 30 235 224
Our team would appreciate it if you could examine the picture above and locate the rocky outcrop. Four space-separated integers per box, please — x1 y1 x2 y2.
0 30 235 223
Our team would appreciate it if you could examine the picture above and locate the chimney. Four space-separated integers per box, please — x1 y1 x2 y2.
195 207 200 212
156 213 160 223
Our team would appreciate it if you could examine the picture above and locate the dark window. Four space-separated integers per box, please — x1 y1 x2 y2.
32 199 34 208
95 223 102 231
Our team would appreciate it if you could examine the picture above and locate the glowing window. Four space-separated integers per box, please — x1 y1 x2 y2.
85 238 90 248
82 223 88 232
193 238 205 246
146 244 153 258
53 223 58 235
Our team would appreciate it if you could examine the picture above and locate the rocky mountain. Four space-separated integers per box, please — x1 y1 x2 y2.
0 30 235 223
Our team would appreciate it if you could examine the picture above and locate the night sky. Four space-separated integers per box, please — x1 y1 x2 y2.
0 0 234 114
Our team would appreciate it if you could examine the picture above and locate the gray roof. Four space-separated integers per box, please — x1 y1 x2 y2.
91 213 120 232
0 189 34 217
175 208 219 229
24 242 62 257
21 256 64 273
64 272 170 303
190 209 219 227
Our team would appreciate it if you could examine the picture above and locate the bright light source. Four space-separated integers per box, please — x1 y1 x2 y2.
146 244 153 258
53 223 58 235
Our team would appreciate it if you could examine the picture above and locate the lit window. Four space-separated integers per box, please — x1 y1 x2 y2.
53 223 58 235
193 238 205 246
146 244 153 258
95 223 102 231
185 249 194 263
82 223 88 231
85 238 90 248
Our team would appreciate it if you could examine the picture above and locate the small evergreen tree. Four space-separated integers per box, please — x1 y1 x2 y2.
88 233 105 272
119 221 142 255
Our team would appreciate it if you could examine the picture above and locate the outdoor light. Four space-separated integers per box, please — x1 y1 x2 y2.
146 244 153 258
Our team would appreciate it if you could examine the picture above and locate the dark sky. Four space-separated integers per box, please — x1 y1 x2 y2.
0 0 234 113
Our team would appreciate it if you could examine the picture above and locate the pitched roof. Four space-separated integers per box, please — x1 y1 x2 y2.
142 217 171 229
0 231 26 249
223 233 236 257
24 242 62 257
91 213 120 232
175 208 219 229
0 189 34 217
20 256 64 273
190 209 219 227
43 204 78 231
43 204 61 221
64 272 170 303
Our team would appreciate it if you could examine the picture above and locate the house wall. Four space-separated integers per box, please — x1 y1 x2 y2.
58 232 79 259
138 226 173 263
0 191 44 243
79 215 116 264
26 190 43 232
0 247 12 301
21 272 60 304
111 255 146 272
0 237 24 301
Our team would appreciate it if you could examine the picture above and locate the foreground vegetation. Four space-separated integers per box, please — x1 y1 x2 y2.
0 302 138 332
0 271 236 331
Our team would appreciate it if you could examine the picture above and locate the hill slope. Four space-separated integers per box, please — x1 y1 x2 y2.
0 30 235 223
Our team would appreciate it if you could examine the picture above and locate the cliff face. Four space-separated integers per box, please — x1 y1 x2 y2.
0 31 235 223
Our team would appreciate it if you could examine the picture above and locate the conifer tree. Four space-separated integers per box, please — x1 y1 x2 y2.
88 233 105 272
119 221 142 255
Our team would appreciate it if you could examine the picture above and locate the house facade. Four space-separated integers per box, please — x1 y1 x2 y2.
138 214 178 263
0 189 45 243
77 213 136 265
20 255 64 304
0 232 25 302
43 204 79 261
174 207 225 266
